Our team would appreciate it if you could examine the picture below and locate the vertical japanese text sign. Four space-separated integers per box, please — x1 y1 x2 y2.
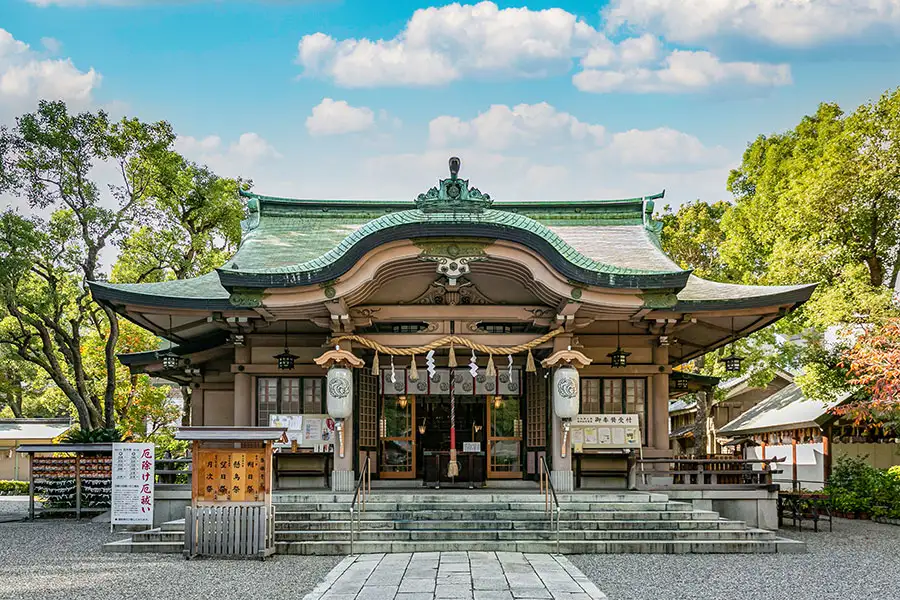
111 443 155 526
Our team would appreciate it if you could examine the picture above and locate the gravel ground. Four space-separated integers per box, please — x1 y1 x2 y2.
0 496 31 521
0 520 341 600
570 519 900 600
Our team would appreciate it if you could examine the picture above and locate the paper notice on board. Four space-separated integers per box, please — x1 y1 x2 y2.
584 427 598 445
612 428 625 445
625 428 638 446
571 429 584 446
596 428 611 445
304 418 322 442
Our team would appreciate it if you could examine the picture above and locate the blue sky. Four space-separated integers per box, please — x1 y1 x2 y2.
3 0 900 205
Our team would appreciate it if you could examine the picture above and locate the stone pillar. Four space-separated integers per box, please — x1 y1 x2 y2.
234 346 252 426
550 414 573 491
550 334 574 491
651 343 670 453
332 417 355 491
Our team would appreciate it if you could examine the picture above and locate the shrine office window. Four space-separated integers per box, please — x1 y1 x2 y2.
256 377 325 426
580 378 648 441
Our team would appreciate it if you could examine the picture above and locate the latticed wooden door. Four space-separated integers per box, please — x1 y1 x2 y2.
356 371 378 474
525 371 548 476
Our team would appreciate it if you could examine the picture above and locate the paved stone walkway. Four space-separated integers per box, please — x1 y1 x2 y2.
302 551 607 600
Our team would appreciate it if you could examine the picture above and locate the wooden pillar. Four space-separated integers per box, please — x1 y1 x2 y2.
651 343 670 454
791 435 798 489
823 424 832 484
191 386 205 426
234 346 252 426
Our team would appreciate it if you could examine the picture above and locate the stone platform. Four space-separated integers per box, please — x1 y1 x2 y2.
103 489 805 555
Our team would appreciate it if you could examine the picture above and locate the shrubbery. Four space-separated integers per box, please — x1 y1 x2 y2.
0 480 29 495
825 456 900 518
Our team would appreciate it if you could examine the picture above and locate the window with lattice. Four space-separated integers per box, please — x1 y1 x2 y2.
358 371 378 449
526 372 547 448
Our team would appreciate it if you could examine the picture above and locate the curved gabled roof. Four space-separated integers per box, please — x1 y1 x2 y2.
216 207 691 290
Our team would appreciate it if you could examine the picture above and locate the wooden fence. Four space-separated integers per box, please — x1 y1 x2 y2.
636 456 785 490
184 504 275 559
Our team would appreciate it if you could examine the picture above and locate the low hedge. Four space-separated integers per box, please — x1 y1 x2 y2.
0 480 29 495
825 456 900 519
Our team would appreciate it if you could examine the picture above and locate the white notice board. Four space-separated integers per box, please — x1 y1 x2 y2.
571 414 641 451
111 443 155 526
270 414 336 451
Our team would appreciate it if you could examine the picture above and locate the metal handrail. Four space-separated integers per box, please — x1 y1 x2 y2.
538 455 561 554
348 456 371 555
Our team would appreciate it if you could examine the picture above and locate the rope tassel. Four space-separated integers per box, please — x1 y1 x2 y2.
372 351 380 374
526 349 537 373
486 354 496 377
409 355 419 381
448 343 457 368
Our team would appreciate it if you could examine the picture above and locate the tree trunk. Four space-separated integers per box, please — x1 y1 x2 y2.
6 389 24 418
691 389 709 457
181 385 192 426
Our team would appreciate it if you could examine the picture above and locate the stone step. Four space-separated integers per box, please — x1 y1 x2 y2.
273 518 748 531
275 539 791 555
272 501 689 512
159 519 185 532
274 528 776 542
271 492 669 504
131 531 185 543
102 538 183 554
273 509 721 522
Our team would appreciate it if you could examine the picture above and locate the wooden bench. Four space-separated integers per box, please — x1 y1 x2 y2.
777 490 833 532
274 453 332 489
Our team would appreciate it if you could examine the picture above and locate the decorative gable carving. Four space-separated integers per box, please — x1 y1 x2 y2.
405 276 495 306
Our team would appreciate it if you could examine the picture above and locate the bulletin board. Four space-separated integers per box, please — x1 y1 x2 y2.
571 414 642 452
269 414 336 451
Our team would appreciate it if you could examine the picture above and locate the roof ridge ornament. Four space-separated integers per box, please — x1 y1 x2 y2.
416 156 493 213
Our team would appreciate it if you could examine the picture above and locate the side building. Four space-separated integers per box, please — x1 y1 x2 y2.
89 160 815 491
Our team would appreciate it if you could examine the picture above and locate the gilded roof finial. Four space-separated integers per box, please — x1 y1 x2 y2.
449 156 460 180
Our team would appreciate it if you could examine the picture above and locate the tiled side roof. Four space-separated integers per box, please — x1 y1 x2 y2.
718 384 852 436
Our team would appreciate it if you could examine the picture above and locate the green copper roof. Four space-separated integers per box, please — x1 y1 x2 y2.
217 206 688 290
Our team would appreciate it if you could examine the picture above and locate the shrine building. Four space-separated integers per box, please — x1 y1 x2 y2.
89 158 815 492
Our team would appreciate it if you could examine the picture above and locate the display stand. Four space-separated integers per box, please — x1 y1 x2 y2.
175 427 286 560
16 443 113 520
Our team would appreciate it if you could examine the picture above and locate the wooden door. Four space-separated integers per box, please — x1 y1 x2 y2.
486 396 523 479
379 394 416 478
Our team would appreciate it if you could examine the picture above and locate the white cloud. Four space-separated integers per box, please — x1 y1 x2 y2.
175 132 280 178
597 127 726 167
604 0 900 46
0 28 100 116
306 98 376 136
429 103 605 151
574 50 791 93
297 1 602 87
295 2 791 94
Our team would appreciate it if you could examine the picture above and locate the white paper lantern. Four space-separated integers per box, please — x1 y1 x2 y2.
553 365 580 419
326 366 353 419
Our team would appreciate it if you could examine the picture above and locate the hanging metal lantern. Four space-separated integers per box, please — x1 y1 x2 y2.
608 347 630 368
721 352 744 373
160 350 180 370
674 375 689 390
608 321 630 368
326 365 353 419
552 364 580 418
275 349 298 370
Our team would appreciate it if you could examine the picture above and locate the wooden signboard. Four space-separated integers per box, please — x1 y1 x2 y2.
195 449 268 504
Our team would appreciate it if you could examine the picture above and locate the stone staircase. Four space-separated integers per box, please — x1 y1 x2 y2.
103 490 805 555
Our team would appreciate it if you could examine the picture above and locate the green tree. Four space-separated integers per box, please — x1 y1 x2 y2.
659 200 732 281
111 155 246 284
0 101 174 431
